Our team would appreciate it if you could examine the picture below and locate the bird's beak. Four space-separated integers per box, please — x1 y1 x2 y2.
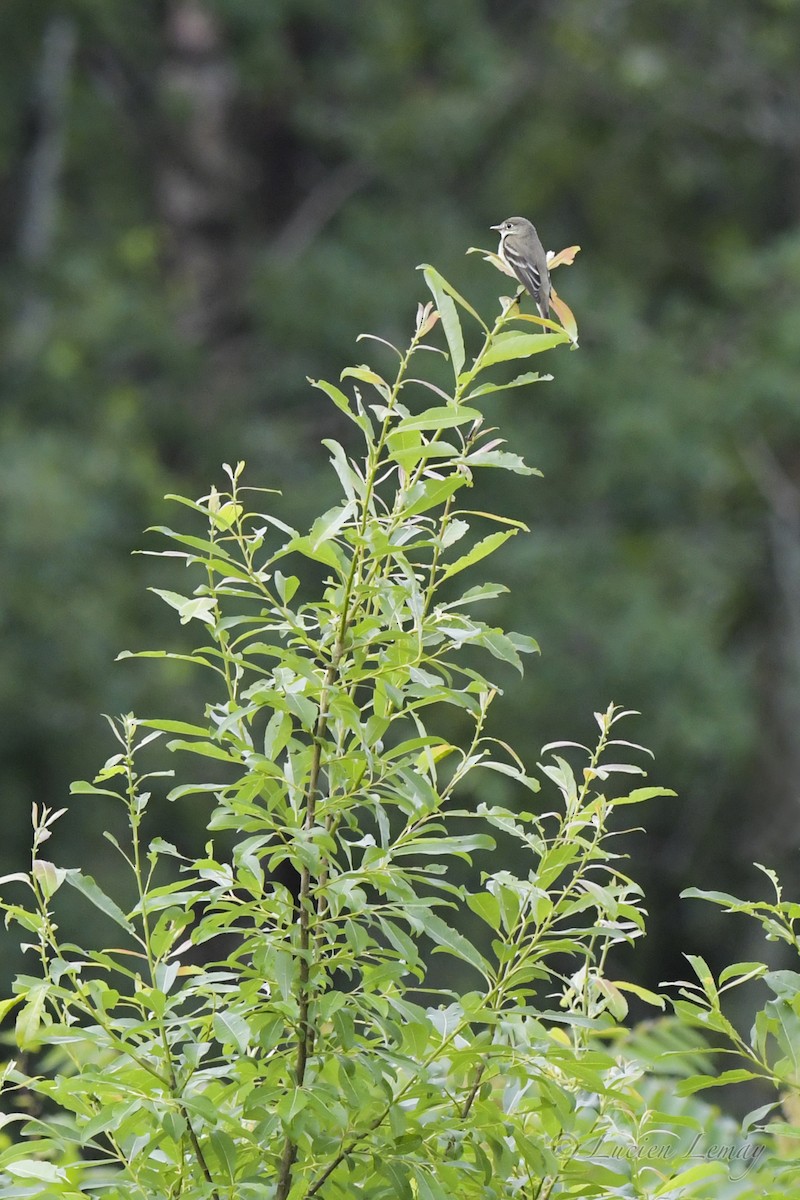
489 223 502 231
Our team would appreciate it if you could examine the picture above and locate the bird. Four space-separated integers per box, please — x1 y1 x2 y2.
490 216 551 321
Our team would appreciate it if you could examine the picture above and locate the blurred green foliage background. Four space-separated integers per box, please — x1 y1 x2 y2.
2 0 800 995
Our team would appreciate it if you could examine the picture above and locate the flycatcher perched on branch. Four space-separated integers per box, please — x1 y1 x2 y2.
491 216 551 320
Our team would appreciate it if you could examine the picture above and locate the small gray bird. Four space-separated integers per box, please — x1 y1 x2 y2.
490 216 551 320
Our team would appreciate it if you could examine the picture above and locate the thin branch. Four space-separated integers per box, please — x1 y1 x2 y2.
272 160 372 262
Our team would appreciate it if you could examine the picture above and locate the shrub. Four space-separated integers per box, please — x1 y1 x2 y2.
1 252 798 1198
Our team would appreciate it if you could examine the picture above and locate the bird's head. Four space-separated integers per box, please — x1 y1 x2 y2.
490 217 533 236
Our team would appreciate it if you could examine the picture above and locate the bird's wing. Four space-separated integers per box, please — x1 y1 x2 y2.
504 243 548 315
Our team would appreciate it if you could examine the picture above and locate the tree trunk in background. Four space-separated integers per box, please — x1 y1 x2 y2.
157 0 251 362
15 14 76 354
749 443 800 861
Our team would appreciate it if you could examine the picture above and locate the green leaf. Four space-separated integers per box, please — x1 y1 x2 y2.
611 980 666 1009
391 833 493 858
466 891 501 931
322 439 364 501
116 649 220 673
424 912 492 978
742 1100 781 1134
455 507 528 530
263 710 292 760
613 785 677 805
475 628 530 672
482 331 569 365
70 780 122 799
166 738 238 763
0 870 32 887
410 1164 450 1200
209 1130 237 1184
149 588 217 625
5 1160 66 1184
310 378 353 415
675 1068 759 1095
14 983 48 1050
310 500 358 548
64 870 135 932
136 719 213 737
31 859 65 899
422 267 465 380
718 961 769 988
146 526 233 560
0 995 23 1023
419 263 487 330
148 837 182 858
213 1009 251 1054
440 530 517 581
465 370 549 399
340 365 391 399
680 886 747 908
465 448 541 475
312 378 374 436
278 533 348 574
404 475 466 518
395 406 482 432
685 953 719 1004
445 582 509 607
274 570 299 602
763 969 800 999
209 500 243 530
651 1163 726 1195
387 428 460 469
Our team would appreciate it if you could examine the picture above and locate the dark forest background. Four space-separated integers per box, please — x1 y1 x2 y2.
3 0 800 1002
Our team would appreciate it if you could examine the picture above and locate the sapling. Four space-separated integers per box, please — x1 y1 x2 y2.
0 249 716 1200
